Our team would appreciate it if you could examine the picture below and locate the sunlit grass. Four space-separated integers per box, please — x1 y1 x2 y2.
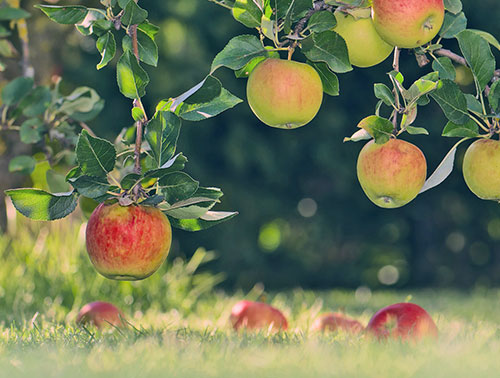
1 213 499 377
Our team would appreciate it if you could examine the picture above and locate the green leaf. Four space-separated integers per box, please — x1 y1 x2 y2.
177 88 242 121
144 153 188 179
443 0 462 14
405 79 440 103
232 0 262 28
184 76 222 104
469 29 500 51
74 9 106 36
76 130 116 177
439 11 466 39
489 80 500 113
161 197 218 220
138 21 160 39
464 94 483 114
301 31 352 73
8 155 36 174
430 79 469 124
168 211 238 231
20 118 45 144
374 83 394 107
46 170 71 193
420 141 462 194
432 57 456 80
5 188 78 221
145 111 182 168
19 86 52 117
132 106 146 122
308 61 339 96
159 172 199 203
307 11 336 33
121 0 148 26
406 126 429 135
234 52 279 78
442 119 479 137
357 115 394 144
0 7 31 20
456 30 496 91
210 35 270 73
96 32 116 70
70 99 105 122
118 0 131 8
35 5 88 24
122 29 158 67
59 87 101 115
1 76 33 106
260 13 275 41
116 51 149 99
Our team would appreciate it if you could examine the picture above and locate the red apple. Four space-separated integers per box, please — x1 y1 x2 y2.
371 0 445 49
311 313 364 333
230 300 288 331
366 303 438 341
86 203 172 280
76 301 125 329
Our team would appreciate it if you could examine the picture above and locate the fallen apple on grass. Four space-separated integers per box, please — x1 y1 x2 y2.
76 301 126 329
366 303 438 341
246 58 323 129
357 139 427 208
86 203 172 281
462 139 500 200
371 0 445 49
312 313 364 334
230 300 288 331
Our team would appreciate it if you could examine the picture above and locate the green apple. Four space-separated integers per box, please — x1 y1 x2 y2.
246 58 323 129
86 203 172 280
371 0 445 49
357 139 427 208
333 9 393 68
463 139 500 200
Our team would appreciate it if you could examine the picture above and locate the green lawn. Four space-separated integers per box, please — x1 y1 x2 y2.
1 217 499 377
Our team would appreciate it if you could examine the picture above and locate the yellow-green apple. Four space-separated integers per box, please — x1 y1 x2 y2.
366 303 438 341
76 301 125 329
311 313 364 333
86 203 172 280
246 58 323 129
230 300 288 331
462 139 500 200
357 139 427 208
333 9 393 68
371 0 445 48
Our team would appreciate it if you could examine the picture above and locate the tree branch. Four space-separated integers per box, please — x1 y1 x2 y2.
392 47 401 134
434 48 467 66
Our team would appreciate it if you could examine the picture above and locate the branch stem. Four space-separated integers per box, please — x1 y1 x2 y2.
434 48 467 66
391 47 401 133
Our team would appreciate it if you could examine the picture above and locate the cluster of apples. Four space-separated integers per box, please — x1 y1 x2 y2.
246 0 445 129
77 299 437 342
230 300 438 341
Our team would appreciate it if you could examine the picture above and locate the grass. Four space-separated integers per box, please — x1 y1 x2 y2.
1 212 500 377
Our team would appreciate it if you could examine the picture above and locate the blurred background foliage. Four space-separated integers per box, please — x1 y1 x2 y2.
1 0 500 292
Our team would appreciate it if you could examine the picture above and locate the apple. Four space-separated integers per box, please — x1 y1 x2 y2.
86 203 172 280
76 301 125 329
246 58 323 129
230 300 288 331
366 303 438 341
371 0 445 49
357 139 427 208
333 9 393 68
463 139 500 200
311 313 363 333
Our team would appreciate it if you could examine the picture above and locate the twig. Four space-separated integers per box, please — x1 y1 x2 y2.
434 48 467 66
391 47 401 133
78 121 96 137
